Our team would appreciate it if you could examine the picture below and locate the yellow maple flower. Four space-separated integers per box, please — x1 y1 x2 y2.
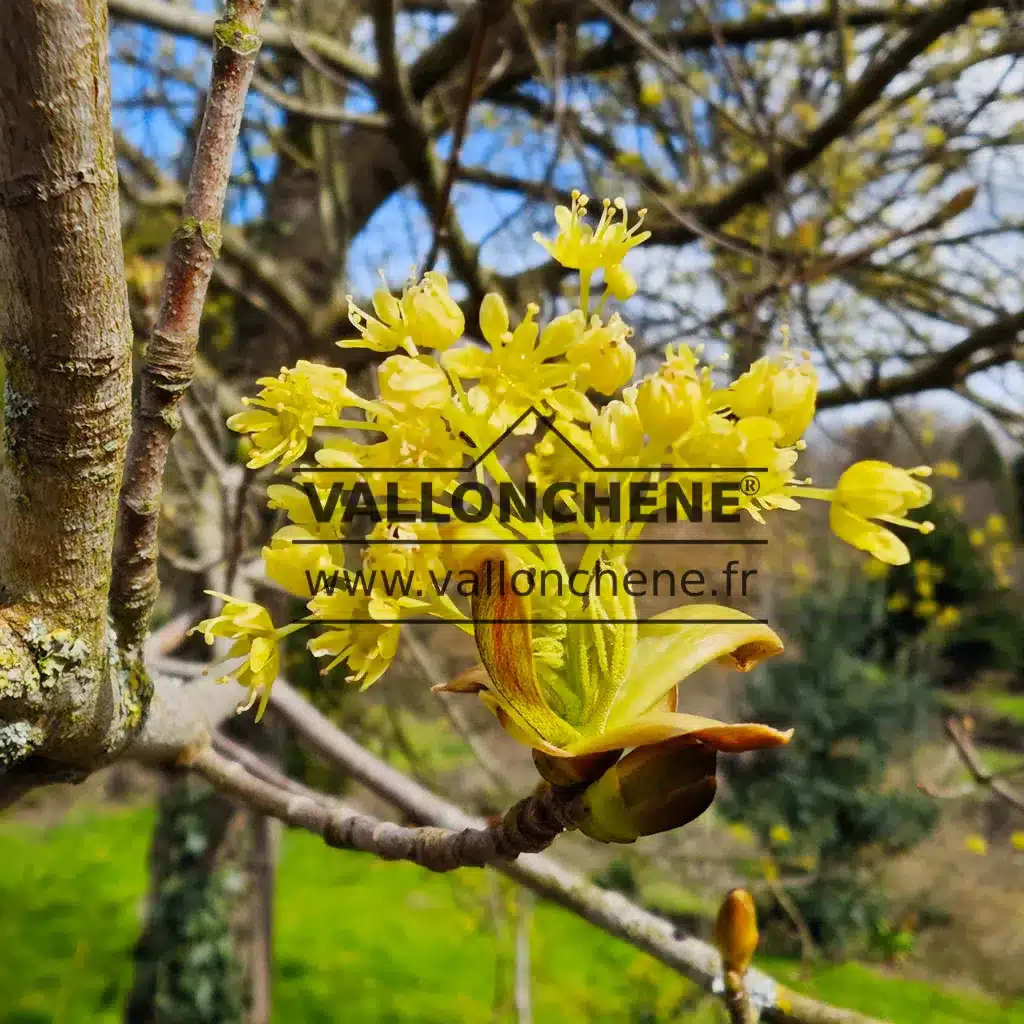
190 593 303 720
634 355 707 445
227 360 366 469
307 589 402 688
535 193 650 270
443 294 591 430
724 350 818 447
263 525 339 598
533 192 650 311
791 461 934 565
640 81 665 106
341 270 464 354
568 313 637 395
314 407 470 498
591 399 646 461
985 513 1006 537
266 481 345 542
376 354 453 411
965 834 988 856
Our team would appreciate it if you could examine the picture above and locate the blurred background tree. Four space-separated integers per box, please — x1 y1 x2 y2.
721 565 940 957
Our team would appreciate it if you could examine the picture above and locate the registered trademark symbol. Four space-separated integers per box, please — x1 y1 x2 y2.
741 475 760 496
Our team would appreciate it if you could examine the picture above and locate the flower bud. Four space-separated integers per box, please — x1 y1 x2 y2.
377 355 451 411
570 314 636 395
592 400 645 460
714 888 759 975
479 291 510 346
635 371 703 445
727 356 817 446
577 738 717 843
402 270 465 351
605 263 637 301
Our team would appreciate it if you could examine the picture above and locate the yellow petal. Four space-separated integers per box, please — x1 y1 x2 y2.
564 711 792 757
226 408 277 433
248 636 274 674
830 505 910 565
607 605 783 726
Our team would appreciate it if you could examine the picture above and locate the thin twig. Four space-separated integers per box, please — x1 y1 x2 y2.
111 0 268 651
187 744 583 872
424 1 489 271
261 680 888 1024
942 716 1024 813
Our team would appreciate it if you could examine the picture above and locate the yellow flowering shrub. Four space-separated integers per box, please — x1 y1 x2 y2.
192 195 936 837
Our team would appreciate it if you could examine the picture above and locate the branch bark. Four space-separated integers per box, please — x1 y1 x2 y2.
942 715 1024 813
0 0 135 768
111 0 267 652
189 745 583 873
258 680 887 1024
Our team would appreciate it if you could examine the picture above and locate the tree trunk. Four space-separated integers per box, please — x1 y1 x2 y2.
128 480 278 1024
0 0 136 771
126 768 254 1024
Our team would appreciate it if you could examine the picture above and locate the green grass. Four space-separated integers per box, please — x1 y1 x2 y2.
1 804 1022 1023
762 959 1024 1024
980 692 1024 723
945 689 1024 725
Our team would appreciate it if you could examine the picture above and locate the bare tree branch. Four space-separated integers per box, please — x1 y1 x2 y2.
371 0 494 304
262 680 888 1024
111 0 267 651
942 716 1024 813
189 743 583 871
818 307 1024 408
502 0 1004 297
108 0 376 88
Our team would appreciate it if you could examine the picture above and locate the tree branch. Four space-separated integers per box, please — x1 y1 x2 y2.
188 744 582 872
0 0 135 767
817 307 1024 408
108 0 375 88
571 1 1012 80
110 0 267 652
262 680 886 1024
370 0 494 306
501 0 1002 297
943 715 1024 813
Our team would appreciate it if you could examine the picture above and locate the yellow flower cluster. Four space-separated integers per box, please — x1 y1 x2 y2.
193 195 934 784
227 361 368 468
969 512 1014 589
886 558 960 627
189 593 302 719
